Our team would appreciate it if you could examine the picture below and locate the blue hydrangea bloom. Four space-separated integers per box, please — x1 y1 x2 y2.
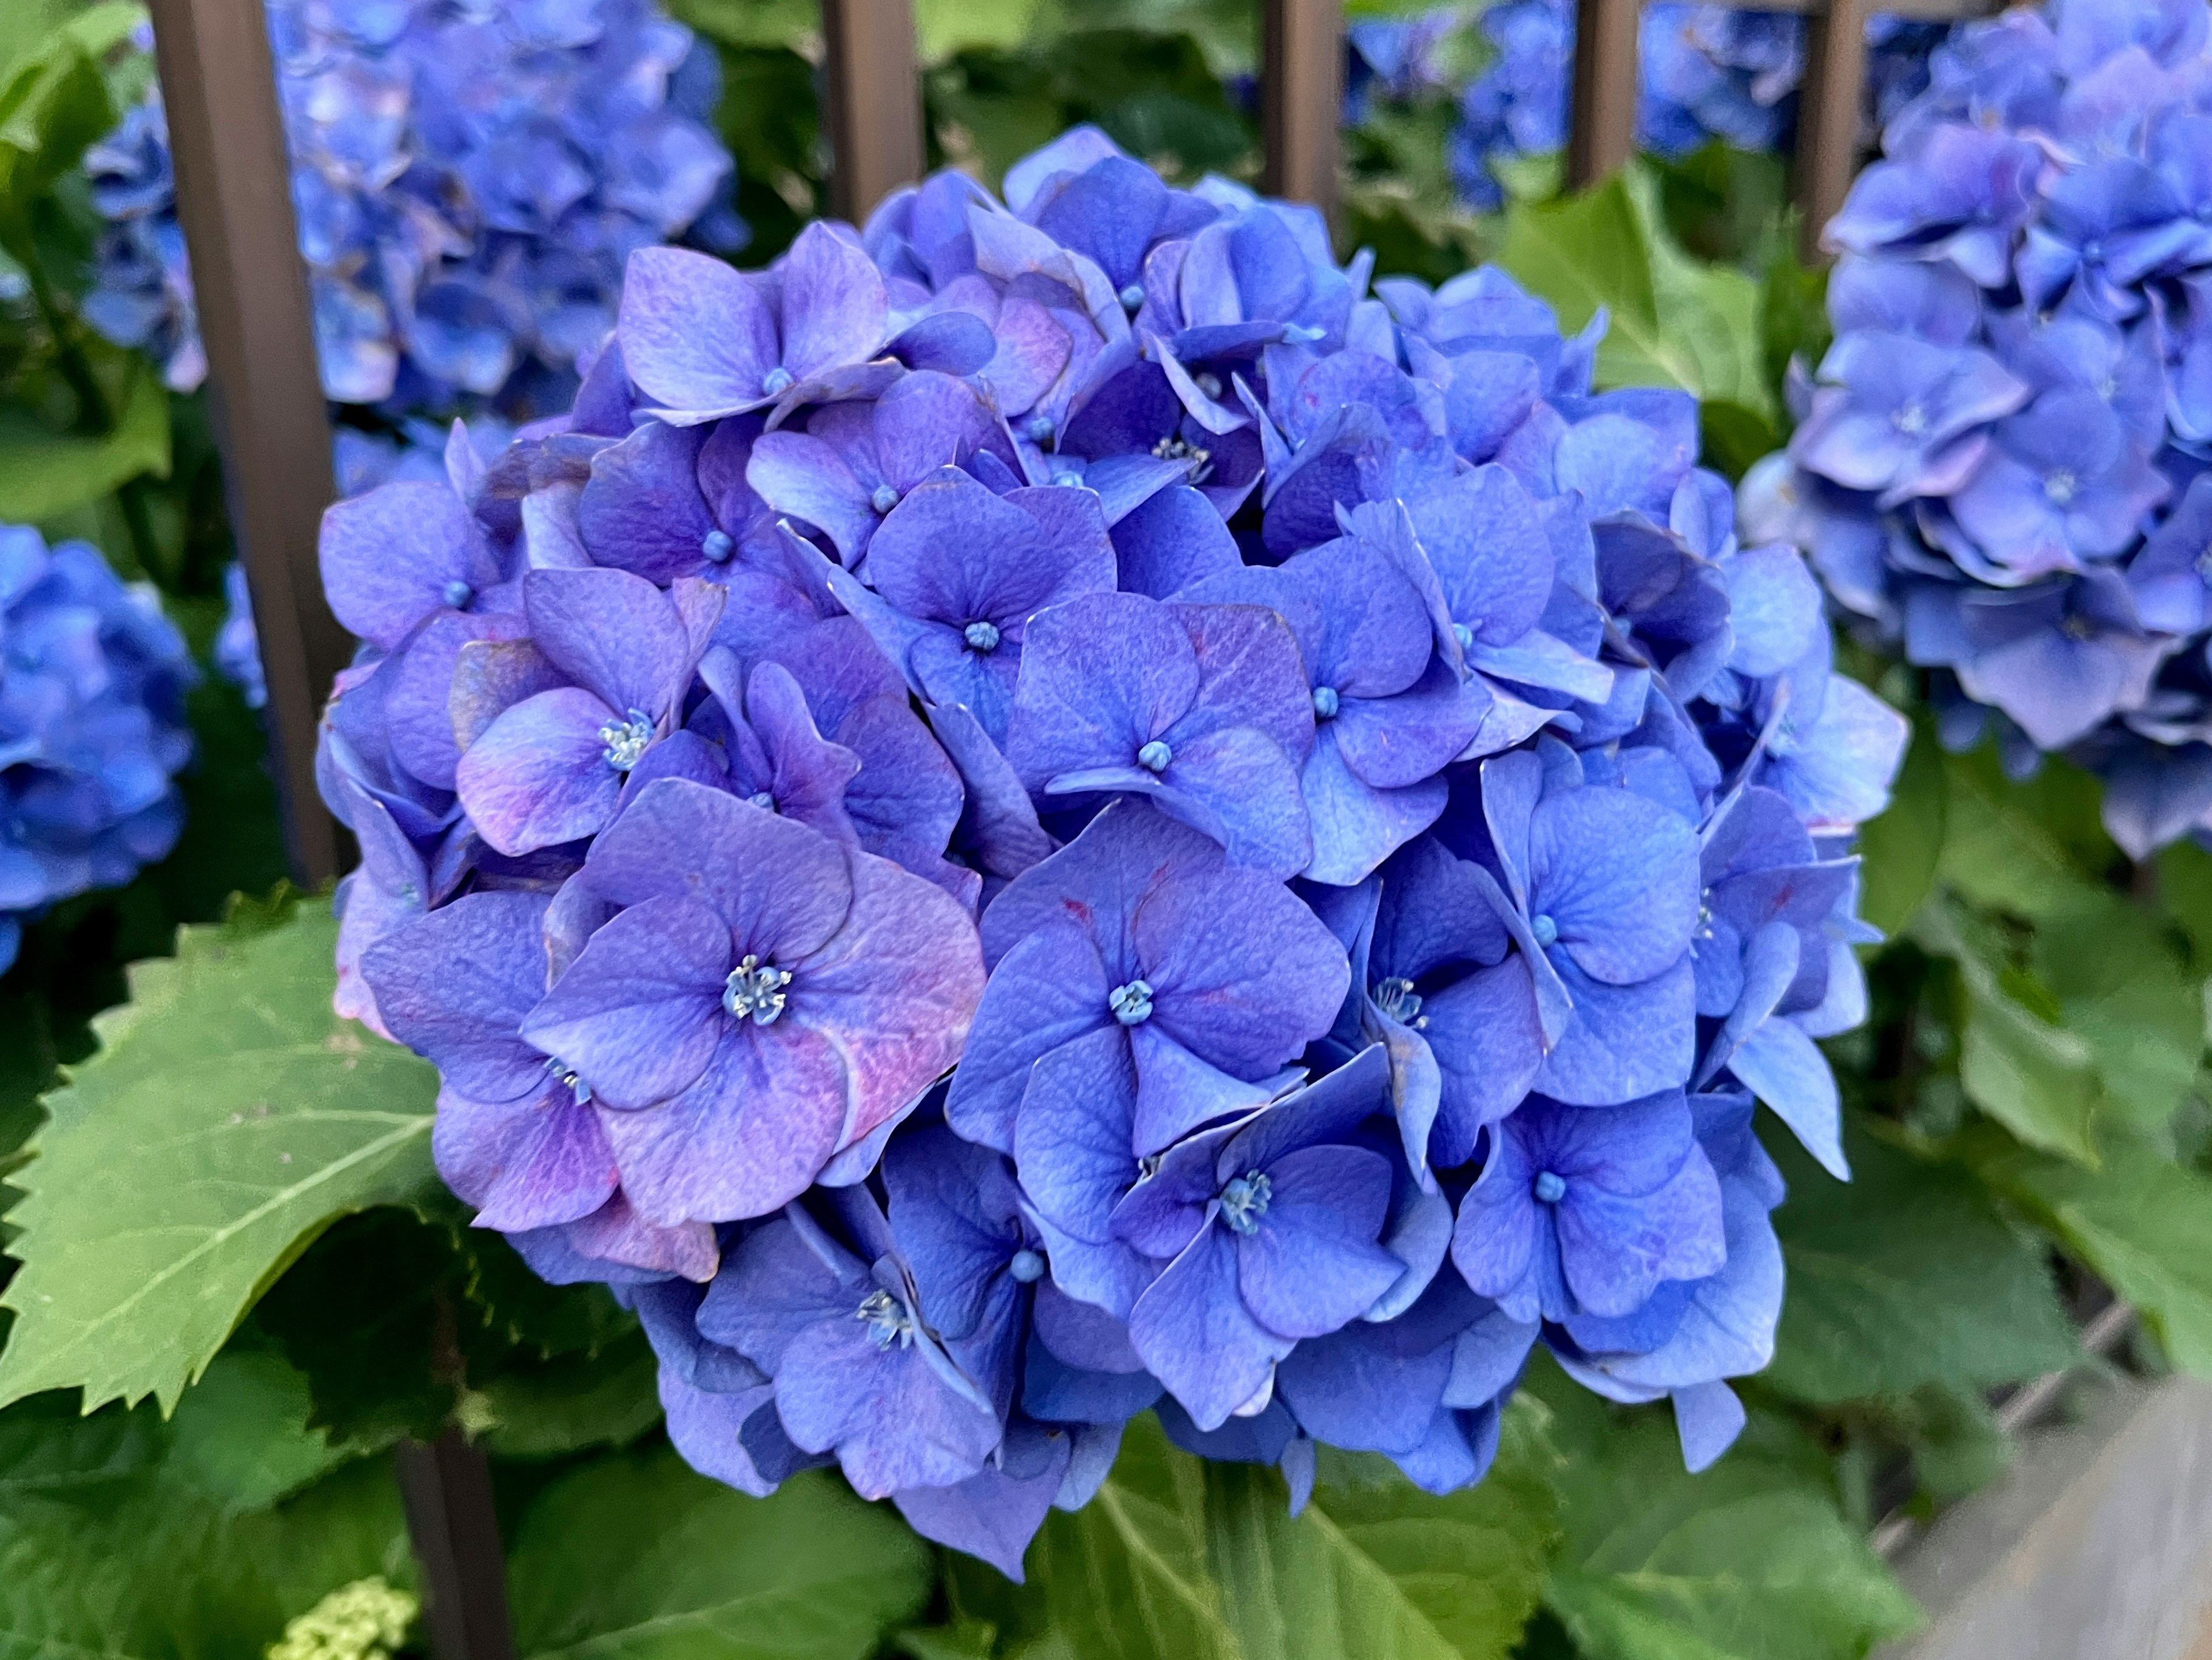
0 525 196 975
334 126 1905 1578
84 0 743 417
1772 0 2212 857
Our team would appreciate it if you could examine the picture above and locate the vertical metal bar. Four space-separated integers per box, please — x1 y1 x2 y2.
395 1435 517 1660
1796 0 1872 263
144 0 345 886
820 0 922 224
1261 0 1343 225
1569 0 1642 188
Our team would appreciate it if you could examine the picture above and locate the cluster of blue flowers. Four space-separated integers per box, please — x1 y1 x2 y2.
327 127 1906 1573
1768 0 2212 857
0 526 196 976
1403 0 1948 213
84 0 743 417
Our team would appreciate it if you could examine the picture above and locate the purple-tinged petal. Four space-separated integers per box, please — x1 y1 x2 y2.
620 247 780 419
600 1016 849 1224
520 893 730 1110
1235 1144 1401 1337
748 432 881 565
785 844 984 1149
1014 1023 1140 1240
362 890 552 1101
585 777 853 958
1128 1223 1292 1431
778 223 892 381
320 481 498 649
432 1082 617 1232
947 914 1114 1153
455 686 624 857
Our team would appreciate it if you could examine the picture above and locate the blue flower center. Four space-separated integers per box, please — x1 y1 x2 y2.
541 1056 592 1104
2062 612 2097 641
748 791 776 812
1533 1170 1567 1204
1891 402 1926 437
1283 323 1327 345
871 483 901 514
1312 686 1340 719
964 619 1001 653
442 579 475 609
1452 622 1475 651
1531 913 1559 947
2082 239 2104 264
1137 739 1173 773
761 365 796 397
1220 1170 1272 1235
1025 414 1055 444
1009 1248 1046 1283
723 954 792 1024
599 708 655 772
855 1288 912 1349
2044 469 2077 505
700 528 735 563
1194 371 1224 400
1372 975 1425 1027
1109 978 1154 1025
1118 282 1145 312
1053 471 1084 487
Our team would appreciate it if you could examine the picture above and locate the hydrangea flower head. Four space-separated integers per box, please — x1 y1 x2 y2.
0 525 196 975
331 127 1903 1577
1772 0 2212 856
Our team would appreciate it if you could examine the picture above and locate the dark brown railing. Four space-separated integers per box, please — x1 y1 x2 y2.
133 0 1999 1651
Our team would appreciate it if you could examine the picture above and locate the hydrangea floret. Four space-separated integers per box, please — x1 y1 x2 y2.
0 525 195 977
84 0 742 415
327 126 1906 1576
1764 0 2212 857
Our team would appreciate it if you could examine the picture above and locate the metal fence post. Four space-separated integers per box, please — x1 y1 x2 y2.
1262 0 1343 226
820 0 923 223
1794 0 1873 263
396 1434 518 1660
1569 0 1642 188
143 0 345 886
143 5 516 1654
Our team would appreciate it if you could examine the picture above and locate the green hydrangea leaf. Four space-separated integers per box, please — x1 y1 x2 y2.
0 1442 412 1659
1764 1128 2076 1404
2029 892 2202 1137
506 1451 933 1659
1977 1136 2212 1376
952 1406 1558 1660
0 362 172 523
1853 720 1945 937
0 901 439 1415
475 1329 661 1459
1494 168 1771 416
1934 748 2112 922
1537 1380 1920 1660
162 1345 351 1512
1910 901 2100 1164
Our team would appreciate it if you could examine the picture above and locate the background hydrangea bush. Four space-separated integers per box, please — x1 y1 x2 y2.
1769 0 2212 857
84 0 744 417
1348 0 1952 216
0 522 194 975
315 122 1908 1571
